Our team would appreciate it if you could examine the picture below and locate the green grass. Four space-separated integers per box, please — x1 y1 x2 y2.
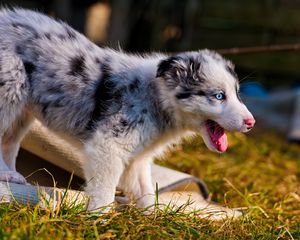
0 129 299 239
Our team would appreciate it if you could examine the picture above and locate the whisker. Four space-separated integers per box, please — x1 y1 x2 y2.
239 71 257 83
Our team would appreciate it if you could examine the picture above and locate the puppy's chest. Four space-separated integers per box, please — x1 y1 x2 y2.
131 127 188 162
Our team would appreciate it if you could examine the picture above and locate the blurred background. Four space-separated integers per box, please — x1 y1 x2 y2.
1 0 300 87
0 0 299 187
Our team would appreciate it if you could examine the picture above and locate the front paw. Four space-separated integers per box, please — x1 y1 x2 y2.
86 197 114 214
0 171 27 184
136 194 156 214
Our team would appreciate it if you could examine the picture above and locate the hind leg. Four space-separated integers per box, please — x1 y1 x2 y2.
0 112 33 183
0 51 29 183
0 147 27 184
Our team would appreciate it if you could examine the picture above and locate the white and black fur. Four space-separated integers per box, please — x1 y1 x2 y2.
0 9 255 210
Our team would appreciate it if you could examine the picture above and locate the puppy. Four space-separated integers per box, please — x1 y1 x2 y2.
0 8 255 210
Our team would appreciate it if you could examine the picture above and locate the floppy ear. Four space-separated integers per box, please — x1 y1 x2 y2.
156 56 180 78
156 56 187 88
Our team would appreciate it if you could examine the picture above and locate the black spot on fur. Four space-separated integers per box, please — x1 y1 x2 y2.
176 92 192 99
46 85 64 95
138 118 144 124
16 43 38 61
95 57 101 64
176 87 206 99
40 96 64 116
70 55 85 75
15 45 23 55
0 82 5 87
64 25 77 39
120 119 128 127
24 62 36 83
85 63 122 131
44 33 51 40
141 109 148 114
47 72 56 79
129 78 140 93
24 62 35 74
57 34 67 40
69 55 89 83
41 101 50 116
112 119 130 137
196 90 206 96
112 126 120 137
12 23 39 38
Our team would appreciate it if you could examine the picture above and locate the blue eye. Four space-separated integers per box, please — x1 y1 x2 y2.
215 92 225 100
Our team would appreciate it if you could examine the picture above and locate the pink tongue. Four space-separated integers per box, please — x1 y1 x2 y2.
213 132 228 152
207 122 228 152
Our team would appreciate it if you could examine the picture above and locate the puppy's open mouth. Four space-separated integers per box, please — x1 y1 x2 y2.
205 120 228 153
